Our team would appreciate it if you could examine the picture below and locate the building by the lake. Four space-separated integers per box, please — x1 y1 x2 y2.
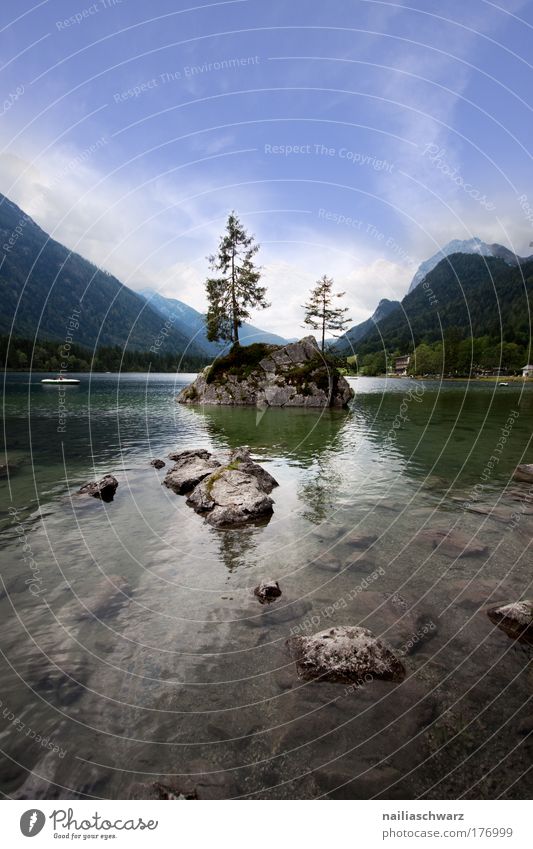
522 364 533 377
394 355 410 375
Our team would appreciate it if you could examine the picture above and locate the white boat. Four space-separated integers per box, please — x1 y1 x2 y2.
41 377 80 385
498 382 509 387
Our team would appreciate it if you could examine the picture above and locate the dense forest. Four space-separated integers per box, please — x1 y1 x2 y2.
357 334 530 376
0 336 209 373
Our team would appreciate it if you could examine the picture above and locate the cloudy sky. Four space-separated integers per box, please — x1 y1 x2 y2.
1 0 533 335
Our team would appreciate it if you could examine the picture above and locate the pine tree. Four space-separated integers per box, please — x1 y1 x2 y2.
205 212 268 346
303 275 351 352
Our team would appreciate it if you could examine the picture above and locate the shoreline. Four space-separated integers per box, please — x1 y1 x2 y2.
352 374 532 383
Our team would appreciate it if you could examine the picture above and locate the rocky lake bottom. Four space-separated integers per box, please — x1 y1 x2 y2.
1 372 532 799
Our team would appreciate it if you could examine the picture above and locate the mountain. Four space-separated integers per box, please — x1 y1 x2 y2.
139 288 288 356
407 237 526 293
355 253 533 356
332 298 400 354
0 193 205 357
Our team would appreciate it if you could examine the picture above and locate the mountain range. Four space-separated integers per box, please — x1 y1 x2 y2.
407 237 526 293
2 188 531 364
337 252 533 358
0 193 284 360
334 237 532 356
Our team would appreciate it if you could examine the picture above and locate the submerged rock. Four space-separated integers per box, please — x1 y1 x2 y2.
244 598 313 628
150 459 166 469
0 457 24 479
177 336 354 409
254 580 282 604
78 474 118 502
286 625 406 684
28 651 87 706
513 464 533 483
419 527 487 558
185 447 278 527
64 574 131 623
345 532 378 550
487 600 533 644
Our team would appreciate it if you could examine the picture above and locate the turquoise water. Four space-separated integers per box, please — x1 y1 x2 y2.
1 372 532 799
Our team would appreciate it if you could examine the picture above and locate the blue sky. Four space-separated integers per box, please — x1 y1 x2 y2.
1 0 533 335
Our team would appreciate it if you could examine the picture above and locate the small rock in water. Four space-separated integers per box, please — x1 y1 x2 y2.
487 600 533 645
513 464 533 483
286 625 406 684
78 474 118 502
150 459 165 469
254 580 282 604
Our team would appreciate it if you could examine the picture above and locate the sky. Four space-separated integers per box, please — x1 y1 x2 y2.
1 0 533 336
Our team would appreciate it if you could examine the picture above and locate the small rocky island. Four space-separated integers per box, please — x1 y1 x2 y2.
177 336 354 408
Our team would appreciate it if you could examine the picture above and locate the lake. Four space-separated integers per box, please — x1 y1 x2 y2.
1 372 532 799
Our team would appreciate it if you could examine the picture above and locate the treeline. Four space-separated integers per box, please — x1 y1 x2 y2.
357 332 531 376
0 336 209 373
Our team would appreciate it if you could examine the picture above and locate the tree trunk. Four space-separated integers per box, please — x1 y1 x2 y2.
321 293 326 352
231 247 239 345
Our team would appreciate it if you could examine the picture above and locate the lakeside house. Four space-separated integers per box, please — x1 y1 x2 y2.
522 364 533 377
394 355 410 375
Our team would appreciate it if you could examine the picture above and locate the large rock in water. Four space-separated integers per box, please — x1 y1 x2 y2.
165 446 279 527
187 449 278 527
177 336 354 408
286 625 406 684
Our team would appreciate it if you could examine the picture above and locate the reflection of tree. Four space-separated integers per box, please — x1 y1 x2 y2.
192 405 350 469
300 458 343 523
214 523 263 573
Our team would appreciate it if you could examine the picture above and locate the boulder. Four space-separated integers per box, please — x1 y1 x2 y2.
487 600 533 644
177 336 354 409
254 580 282 604
150 459 165 469
418 527 487 558
286 625 406 684
78 474 118 502
164 449 221 495
513 464 533 483
185 447 277 527
187 467 274 528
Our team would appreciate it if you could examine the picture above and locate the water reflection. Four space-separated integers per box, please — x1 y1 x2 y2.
191 404 351 465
